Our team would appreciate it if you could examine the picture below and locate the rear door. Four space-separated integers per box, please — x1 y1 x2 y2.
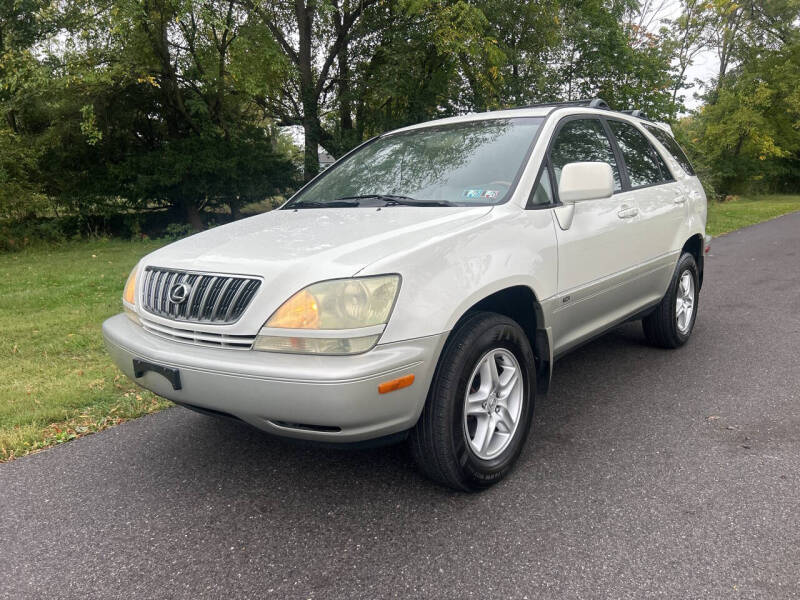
606 118 683 297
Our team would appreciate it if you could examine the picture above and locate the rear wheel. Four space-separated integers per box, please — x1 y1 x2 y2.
409 312 535 491
642 252 699 348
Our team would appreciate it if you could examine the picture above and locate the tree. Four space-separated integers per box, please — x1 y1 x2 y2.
664 0 713 106
19 0 298 230
8 0 795 232
674 0 800 195
339 1 504 139
544 0 677 118
241 0 382 179
0 0 52 218
471 0 560 107
678 37 800 194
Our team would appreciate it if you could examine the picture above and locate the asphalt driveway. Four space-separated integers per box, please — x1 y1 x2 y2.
2 212 799 599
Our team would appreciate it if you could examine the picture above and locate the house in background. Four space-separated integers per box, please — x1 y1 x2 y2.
319 150 335 171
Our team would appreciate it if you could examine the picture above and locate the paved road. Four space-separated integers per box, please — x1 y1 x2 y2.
3 213 800 600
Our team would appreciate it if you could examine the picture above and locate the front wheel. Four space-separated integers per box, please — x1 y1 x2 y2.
409 312 535 491
642 252 700 348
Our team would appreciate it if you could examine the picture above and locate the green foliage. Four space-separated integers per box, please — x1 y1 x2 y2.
163 222 195 240
334 0 505 142
0 1 53 219
1 0 798 228
1 0 300 231
0 129 47 219
477 0 561 107
549 0 678 118
674 2 800 195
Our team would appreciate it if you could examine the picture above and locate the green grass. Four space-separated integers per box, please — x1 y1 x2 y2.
0 238 170 460
1 194 799 461
706 194 800 237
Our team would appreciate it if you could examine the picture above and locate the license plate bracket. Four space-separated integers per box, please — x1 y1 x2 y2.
132 359 182 391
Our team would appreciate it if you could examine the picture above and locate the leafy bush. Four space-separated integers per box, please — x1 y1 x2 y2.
162 223 194 240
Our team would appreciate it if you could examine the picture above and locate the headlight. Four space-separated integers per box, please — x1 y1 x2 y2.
253 275 400 355
122 265 141 324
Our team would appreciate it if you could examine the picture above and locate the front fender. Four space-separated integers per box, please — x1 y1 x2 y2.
362 208 559 345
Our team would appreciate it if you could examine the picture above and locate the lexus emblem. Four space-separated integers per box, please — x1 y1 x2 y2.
169 282 192 304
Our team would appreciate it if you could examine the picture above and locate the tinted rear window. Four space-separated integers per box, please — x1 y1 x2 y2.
643 124 696 176
608 120 672 188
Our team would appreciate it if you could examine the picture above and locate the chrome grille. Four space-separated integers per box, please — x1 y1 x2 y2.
141 267 261 324
140 317 255 350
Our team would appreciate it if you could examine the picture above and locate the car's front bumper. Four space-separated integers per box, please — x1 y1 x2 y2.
102 314 445 442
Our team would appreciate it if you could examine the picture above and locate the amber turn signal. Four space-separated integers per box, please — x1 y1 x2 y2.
123 268 137 305
378 373 415 394
267 289 320 329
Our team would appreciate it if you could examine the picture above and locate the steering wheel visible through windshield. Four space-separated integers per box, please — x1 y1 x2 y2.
284 117 544 208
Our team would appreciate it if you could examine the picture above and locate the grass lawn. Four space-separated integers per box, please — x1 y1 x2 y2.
706 194 800 237
1 194 799 461
0 238 169 460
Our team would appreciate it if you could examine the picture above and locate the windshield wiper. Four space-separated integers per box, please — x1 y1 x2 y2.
337 194 453 207
291 199 360 209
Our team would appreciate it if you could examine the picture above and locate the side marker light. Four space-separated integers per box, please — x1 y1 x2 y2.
378 374 415 394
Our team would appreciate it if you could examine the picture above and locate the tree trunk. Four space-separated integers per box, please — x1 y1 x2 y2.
296 0 320 181
6 109 18 134
145 3 198 137
336 44 354 158
302 101 321 181
183 200 205 231
229 199 242 222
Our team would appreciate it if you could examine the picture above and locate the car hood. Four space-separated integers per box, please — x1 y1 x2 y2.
146 206 491 276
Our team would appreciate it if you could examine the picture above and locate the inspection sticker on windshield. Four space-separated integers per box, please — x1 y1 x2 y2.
464 189 499 199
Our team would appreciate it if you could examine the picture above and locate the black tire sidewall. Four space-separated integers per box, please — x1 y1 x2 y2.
670 254 700 344
437 315 535 488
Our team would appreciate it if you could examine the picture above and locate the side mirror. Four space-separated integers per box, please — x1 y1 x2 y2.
558 162 614 203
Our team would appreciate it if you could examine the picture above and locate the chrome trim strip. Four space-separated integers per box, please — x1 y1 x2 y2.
256 324 387 339
224 280 248 321
140 317 255 350
210 278 234 321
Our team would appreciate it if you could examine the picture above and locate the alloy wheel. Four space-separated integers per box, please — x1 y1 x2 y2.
463 348 524 460
676 270 695 334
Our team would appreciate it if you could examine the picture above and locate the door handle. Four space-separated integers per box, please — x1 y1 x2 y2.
673 195 687 204
617 205 638 219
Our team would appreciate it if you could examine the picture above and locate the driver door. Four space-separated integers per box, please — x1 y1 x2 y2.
546 118 644 354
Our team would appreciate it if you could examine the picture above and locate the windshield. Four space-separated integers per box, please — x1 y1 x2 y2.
284 117 544 208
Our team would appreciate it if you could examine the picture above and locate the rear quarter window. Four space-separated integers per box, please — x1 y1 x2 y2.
643 124 696 176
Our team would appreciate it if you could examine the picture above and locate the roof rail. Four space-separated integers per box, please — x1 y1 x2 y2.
518 98 660 121
522 98 611 110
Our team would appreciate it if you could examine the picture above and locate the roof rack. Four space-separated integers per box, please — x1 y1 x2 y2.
520 98 654 121
620 109 651 121
523 98 611 110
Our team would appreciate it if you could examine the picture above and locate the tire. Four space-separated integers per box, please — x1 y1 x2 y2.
642 252 699 349
409 311 535 491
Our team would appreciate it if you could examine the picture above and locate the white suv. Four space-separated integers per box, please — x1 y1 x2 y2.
104 99 708 491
